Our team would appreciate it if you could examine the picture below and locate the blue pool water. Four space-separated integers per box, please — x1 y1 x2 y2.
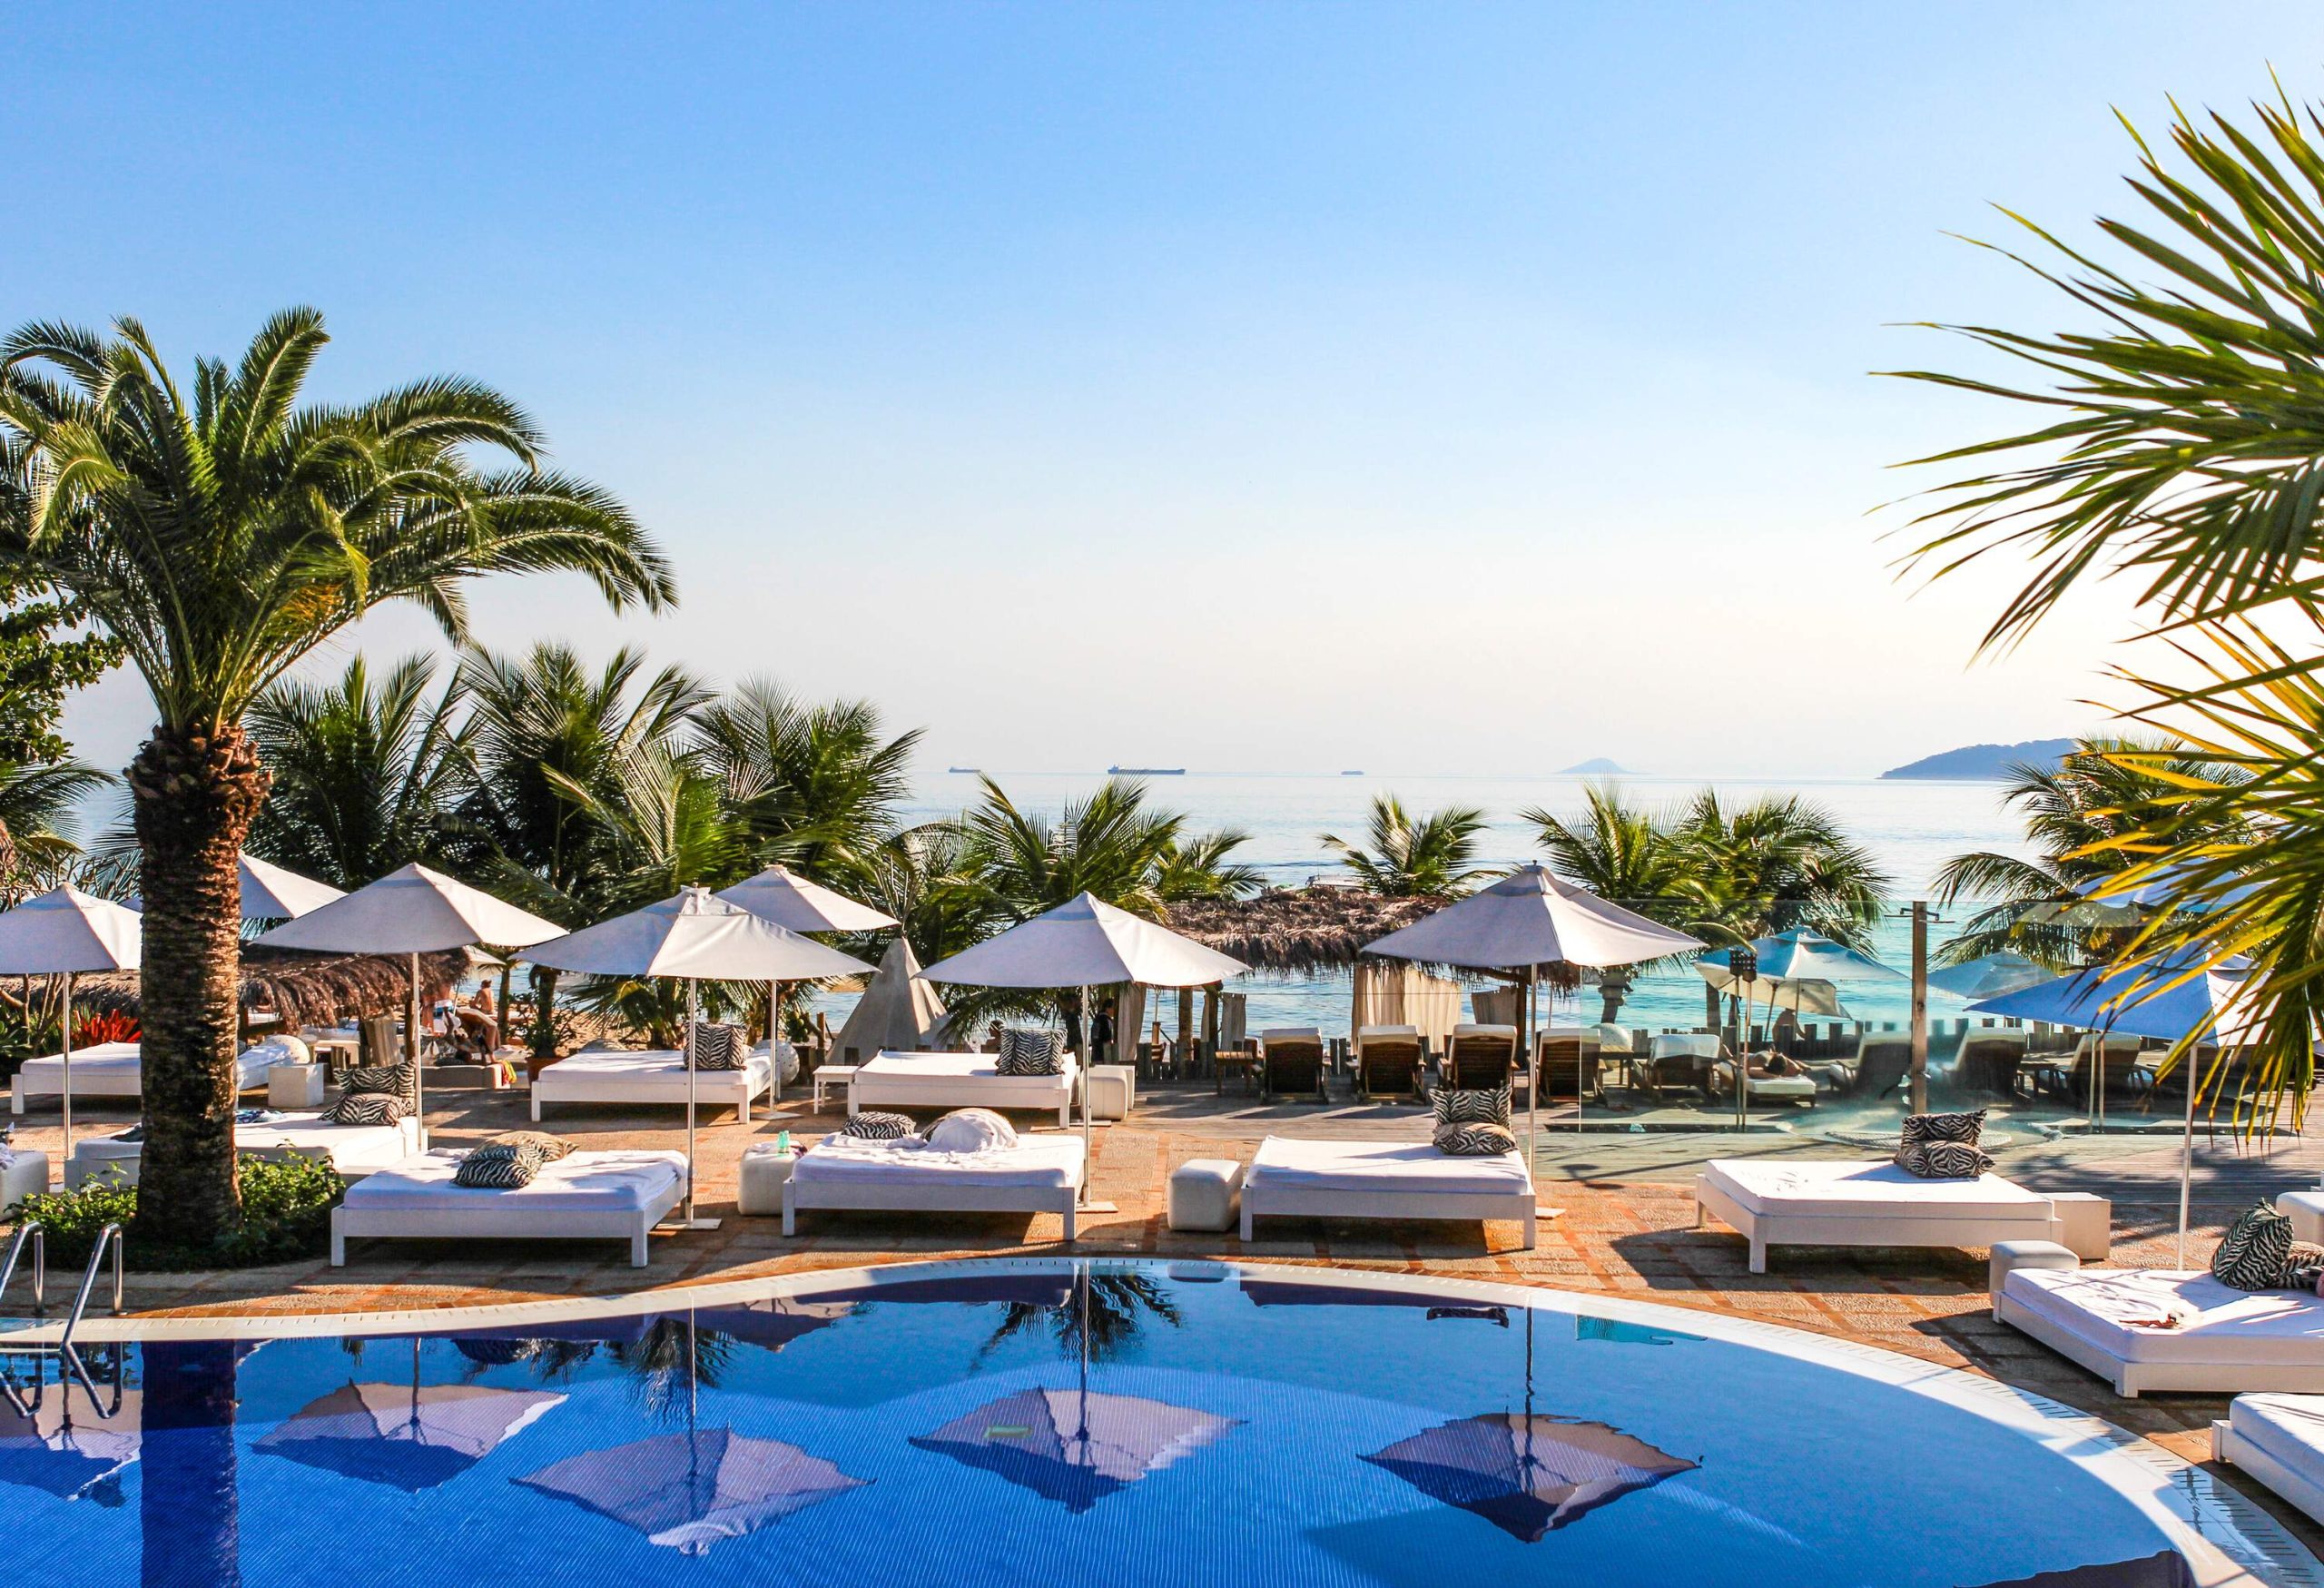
0 1262 2294 1586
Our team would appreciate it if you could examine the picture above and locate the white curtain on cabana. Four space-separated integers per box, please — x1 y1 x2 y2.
1353 962 1461 1049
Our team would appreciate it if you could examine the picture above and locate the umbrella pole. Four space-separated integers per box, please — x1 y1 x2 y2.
2178 1047 2200 1268
1079 983 1093 1208
59 970 71 1167
1522 966 1537 1161
666 976 717 1230
409 952 426 1145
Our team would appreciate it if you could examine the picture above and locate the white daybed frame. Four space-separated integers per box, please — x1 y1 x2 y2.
68 1114 421 1187
2213 1396 2324 1524
1239 1139 1539 1250
847 1050 1079 1129
12 1042 273 1114
782 1141 1083 1242
530 1047 775 1122
1994 1263 2324 1397
330 1150 687 1268
1694 1159 2062 1275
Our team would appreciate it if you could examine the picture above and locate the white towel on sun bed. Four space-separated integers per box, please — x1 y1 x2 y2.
1246 1137 1531 1197
2004 1267 2324 1368
794 1134 1085 1190
346 1149 687 1213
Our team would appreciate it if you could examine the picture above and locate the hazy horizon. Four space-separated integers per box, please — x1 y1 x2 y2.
20 5 2324 780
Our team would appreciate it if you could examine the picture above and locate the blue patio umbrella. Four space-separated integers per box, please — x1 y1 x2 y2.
1699 930 1905 984
1926 952 2053 1002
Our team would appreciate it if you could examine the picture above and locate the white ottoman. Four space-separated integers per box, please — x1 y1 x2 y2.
1 1149 49 1208
269 1062 328 1110
738 1144 796 1217
1989 1238 2078 1300
1168 1159 1245 1233
2279 1190 2324 1247
1088 1063 1136 1121
66 1138 143 1190
2048 1190 2112 1260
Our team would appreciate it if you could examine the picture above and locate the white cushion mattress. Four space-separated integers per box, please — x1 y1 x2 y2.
15 1042 273 1090
1704 1159 2048 1220
2230 1394 2324 1473
237 1112 421 1170
537 1050 770 1085
1247 1136 1532 1197
2004 1268 2324 1367
345 1149 687 1212
794 1134 1086 1189
859 1051 1077 1082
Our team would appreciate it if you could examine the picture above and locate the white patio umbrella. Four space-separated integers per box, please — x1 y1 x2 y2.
921 893 1249 1204
1925 951 2053 1002
135 854 344 922
519 887 872 1228
0 886 143 1161
1689 963 1849 1021
255 863 566 1124
1363 865 1704 1155
714 863 897 1073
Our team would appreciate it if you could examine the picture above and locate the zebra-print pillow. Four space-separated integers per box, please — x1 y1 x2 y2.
2285 1241 2324 1293
1433 1122 1518 1158
344 1062 416 1099
688 1022 748 1071
840 1110 920 1140
324 1091 409 1126
996 1029 1065 1076
454 1142 544 1189
2214 1201 2297 1291
1899 1109 1986 1149
1894 1140 1993 1179
1433 1085 1512 1128
490 1130 575 1161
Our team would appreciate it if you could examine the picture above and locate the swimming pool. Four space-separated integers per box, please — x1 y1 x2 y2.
2 1260 2312 1586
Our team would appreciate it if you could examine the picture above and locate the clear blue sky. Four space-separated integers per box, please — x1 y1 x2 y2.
12 4 2324 778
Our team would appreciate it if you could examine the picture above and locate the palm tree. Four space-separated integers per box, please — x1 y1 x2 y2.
692 681 919 881
1318 794 1490 897
842 822 1003 969
1155 828 1263 903
1932 736 2251 966
0 311 674 1245
1523 783 1690 1021
450 643 707 1055
0 759 110 902
1670 791 1889 952
244 653 470 889
960 777 1188 922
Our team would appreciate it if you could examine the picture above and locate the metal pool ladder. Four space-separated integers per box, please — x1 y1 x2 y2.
0 1219 43 1314
0 1221 124 1417
57 1223 124 1356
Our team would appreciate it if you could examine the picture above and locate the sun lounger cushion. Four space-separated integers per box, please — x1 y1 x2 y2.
2228 1394 2324 1475
325 1092 410 1126
1433 1122 1517 1157
2215 1201 2299 1291
348 1149 687 1214
454 1143 545 1189
1433 1085 1511 1127
925 1108 1016 1154
1702 1159 2049 1222
2003 1267 2324 1367
1247 1137 1531 1198
842 1110 919 1140
793 1134 1085 1190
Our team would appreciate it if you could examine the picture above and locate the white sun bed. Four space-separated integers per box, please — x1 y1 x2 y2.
848 1050 1079 1128
1695 1159 2060 1274
11 1042 276 1114
66 1112 422 1188
1996 1262 2324 1396
1239 1136 1538 1249
330 1149 688 1268
2213 1395 2324 1523
782 1132 1086 1240
530 1046 777 1122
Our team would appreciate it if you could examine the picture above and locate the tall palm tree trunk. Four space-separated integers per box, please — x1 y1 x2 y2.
128 724 266 1248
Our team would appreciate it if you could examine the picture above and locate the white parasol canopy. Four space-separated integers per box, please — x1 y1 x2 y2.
1691 964 1849 1021
520 888 872 1225
714 864 897 934
0 885 143 1160
134 854 344 921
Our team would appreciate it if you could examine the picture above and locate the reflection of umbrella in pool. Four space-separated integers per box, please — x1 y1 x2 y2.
517 1428 864 1553
1968 1550 2196 1587
1364 1307 1697 1541
256 1376 564 1492
910 1386 1235 1514
0 1387 140 1501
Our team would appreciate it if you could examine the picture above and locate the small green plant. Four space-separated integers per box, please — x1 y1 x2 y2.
10 1153 346 1272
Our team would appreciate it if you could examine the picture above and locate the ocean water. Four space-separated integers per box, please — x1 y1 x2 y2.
825 771 2031 1036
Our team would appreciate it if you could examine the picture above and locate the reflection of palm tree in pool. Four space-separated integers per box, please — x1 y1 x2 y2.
975 1270 1181 1367
615 1319 737 1424
140 1339 242 1588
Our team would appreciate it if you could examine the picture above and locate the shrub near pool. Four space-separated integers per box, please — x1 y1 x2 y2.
9 1152 345 1271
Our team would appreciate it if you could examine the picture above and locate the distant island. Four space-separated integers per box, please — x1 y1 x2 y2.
1879 738 2075 781
1108 765 1185 775
1561 757 1632 774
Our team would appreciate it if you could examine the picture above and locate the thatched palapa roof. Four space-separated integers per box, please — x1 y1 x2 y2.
1165 886 1446 974
71 948 471 1029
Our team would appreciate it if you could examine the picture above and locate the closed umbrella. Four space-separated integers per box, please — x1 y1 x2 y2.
1364 865 1704 1154
256 864 566 1127
0 886 143 1161
1971 955 2260 1265
831 938 947 1060
921 893 1249 1206
519 887 872 1228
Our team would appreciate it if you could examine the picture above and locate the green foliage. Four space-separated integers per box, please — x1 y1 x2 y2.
0 573 122 765
1670 790 1890 951
1319 794 1490 898
693 680 920 877
11 1153 344 1270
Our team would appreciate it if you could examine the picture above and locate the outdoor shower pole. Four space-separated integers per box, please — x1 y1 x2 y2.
1908 902 1930 1116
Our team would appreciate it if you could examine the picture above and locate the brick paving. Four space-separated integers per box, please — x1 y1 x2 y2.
9 1080 2323 1552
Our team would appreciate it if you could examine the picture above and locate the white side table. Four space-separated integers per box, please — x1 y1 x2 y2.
738 1145 797 1217
811 1065 858 1112
269 1063 328 1110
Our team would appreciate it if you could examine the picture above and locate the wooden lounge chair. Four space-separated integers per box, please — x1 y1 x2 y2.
1354 1025 1424 1100
1258 1028 1328 1101
1954 1028 2029 1098
1632 1032 1718 1102
2034 1032 2148 1106
1534 1033 1601 1105
1442 1023 1517 1092
1851 1034 1914 1101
